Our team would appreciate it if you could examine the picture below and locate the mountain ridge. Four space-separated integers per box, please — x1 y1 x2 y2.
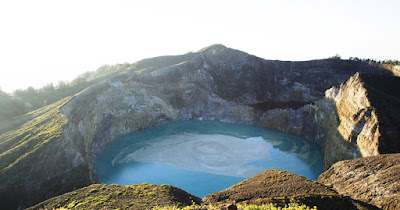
0 44 399 209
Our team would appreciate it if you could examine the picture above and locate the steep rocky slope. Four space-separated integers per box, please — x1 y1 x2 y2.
0 44 398 209
323 73 400 161
259 73 400 168
360 74 400 154
318 154 400 210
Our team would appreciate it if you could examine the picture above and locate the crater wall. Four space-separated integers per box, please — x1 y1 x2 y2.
0 45 398 209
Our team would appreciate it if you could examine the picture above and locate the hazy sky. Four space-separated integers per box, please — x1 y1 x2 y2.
0 0 399 93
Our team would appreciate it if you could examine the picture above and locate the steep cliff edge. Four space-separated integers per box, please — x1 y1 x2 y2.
360 74 400 154
0 44 398 209
328 73 400 158
259 73 400 168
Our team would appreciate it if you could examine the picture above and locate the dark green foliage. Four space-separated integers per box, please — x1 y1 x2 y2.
0 90 27 122
12 78 89 114
381 59 400 65
1 53 197 122
329 54 341 59
349 57 400 65
0 77 90 123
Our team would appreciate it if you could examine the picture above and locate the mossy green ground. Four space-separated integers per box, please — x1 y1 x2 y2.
30 183 317 210
154 203 317 210
0 96 71 173
53 203 316 210
203 170 377 210
29 183 201 210
28 171 378 209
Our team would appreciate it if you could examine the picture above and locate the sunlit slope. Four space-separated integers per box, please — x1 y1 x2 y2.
28 183 201 210
0 97 71 171
0 95 92 210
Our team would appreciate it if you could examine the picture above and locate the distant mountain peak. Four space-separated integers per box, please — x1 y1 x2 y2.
198 44 227 54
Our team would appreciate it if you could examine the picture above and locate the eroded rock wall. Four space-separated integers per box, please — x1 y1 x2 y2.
258 72 399 169
59 80 256 179
256 88 359 169
0 44 398 209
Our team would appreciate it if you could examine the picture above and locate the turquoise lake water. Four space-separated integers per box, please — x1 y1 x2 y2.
94 120 323 198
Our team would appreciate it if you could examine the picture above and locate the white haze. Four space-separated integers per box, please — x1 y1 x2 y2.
0 0 399 92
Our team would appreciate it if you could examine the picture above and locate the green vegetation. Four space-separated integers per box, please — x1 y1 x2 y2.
203 170 366 209
0 89 27 122
329 54 400 65
0 79 89 123
349 56 400 65
0 63 136 123
28 183 201 210
8 78 89 119
1 45 396 209
238 204 317 210
1 47 397 123
328 54 341 59
30 183 318 210
154 203 317 210
0 53 197 122
0 96 71 172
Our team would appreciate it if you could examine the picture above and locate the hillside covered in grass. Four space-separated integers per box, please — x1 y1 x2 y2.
28 183 201 210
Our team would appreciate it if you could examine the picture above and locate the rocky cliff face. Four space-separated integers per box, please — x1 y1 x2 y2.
0 44 398 209
259 72 400 168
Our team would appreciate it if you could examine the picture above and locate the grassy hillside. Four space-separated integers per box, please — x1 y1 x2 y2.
0 96 71 173
0 53 198 123
28 183 318 210
28 183 201 210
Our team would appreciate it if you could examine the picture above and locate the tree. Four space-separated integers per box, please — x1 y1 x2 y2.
0 90 27 122
329 54 341 59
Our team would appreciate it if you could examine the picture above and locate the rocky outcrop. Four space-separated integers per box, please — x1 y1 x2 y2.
318 154 400 210
0 44 398 209
360 74 400 154
382 64 400 76
28 170 378 210
258 73 400 168
28 183 201 210
204 169 376 210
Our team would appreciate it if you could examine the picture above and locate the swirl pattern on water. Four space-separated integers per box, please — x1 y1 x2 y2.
94 120 323 197
115 134 272 177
